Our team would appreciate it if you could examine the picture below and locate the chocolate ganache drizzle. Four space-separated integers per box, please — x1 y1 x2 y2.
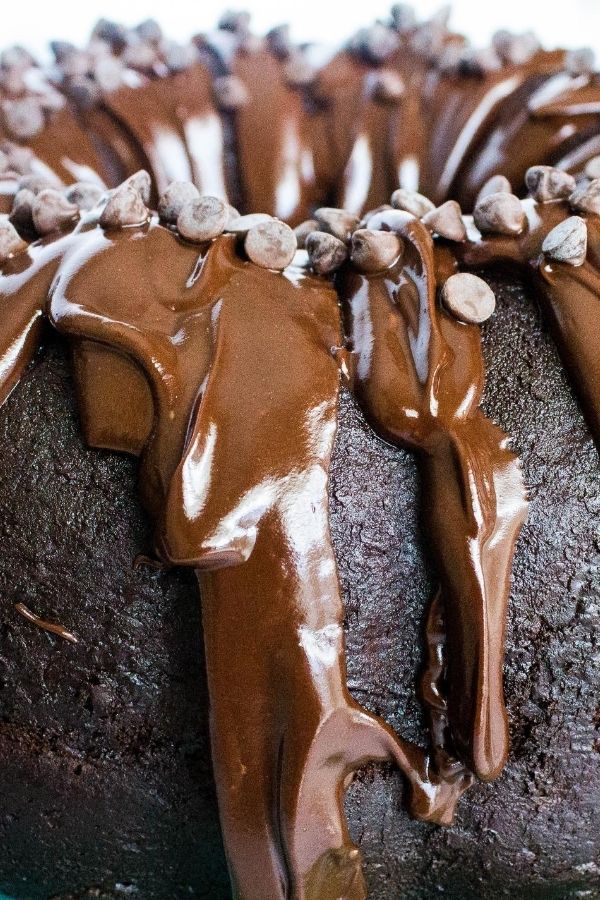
0 185 478 899
1 156 599 896
338 213 528 780
451 196 600 447
0 10 598 899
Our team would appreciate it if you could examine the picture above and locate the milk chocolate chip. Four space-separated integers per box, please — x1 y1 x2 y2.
177 196 228 242
441 273 496 324
245 219 297 270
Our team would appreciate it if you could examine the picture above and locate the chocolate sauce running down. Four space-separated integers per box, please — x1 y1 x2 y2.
338 214 528 779
0 214 474 899
1 163 599 896
7 13 600 223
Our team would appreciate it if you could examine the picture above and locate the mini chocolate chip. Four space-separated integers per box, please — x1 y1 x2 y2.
365 208 413 232
0 217 27 262
167 42 201 73
32 189 79 236
441 273 496 324
422 200 467 241
100 185 151 230
492 30 540 66
134 19 163 44
19 173 61 195
158 181 201 225
266 25 292 61
314 207 360 244
542 216 587 266
350 228 403 273
87 37 112 61
50 40 78 63
569 179 600 215
226 213 273 235
93 56 126 92
525 166 576 203
390 4 417 32
473 192 525 236
245 220 297 270
218 11 252 34
9 188 36 232
2 97 44 140
306 231 348 275
390 188 435 217
91 18 129 51
410 11 449 58
213 76 249 111
294 219 320 249
584 157 600 180
122 170 152 205
122 42 159 73
177 196 228 242
349 24 399 64
565 47 595 77
283 54 317 89
368 69 405 104
2 143 35 176
0 45 36 70
475 175 512 206
65 182 105 211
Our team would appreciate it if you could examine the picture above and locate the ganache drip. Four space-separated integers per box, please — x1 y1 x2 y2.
0 167 598 897
0 200 472 899
0 9 599 898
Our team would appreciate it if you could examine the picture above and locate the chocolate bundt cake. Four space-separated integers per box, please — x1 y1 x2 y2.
0 7 599 900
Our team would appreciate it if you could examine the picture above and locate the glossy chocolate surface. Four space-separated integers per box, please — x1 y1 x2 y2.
7 16 598 220
1 169 599 896
0 215 478 898
453 199 600 448
0 10 600 900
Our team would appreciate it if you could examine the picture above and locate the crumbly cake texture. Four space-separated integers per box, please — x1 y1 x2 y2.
0 274 598 899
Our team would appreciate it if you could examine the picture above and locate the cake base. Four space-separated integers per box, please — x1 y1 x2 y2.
0 273 598 899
